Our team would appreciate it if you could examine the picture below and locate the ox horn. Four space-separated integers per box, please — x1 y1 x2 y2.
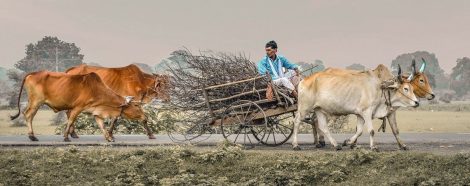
397 64 403 83
412 59 417 74
408 60 415 81
407 72 413 81
419 58 426 73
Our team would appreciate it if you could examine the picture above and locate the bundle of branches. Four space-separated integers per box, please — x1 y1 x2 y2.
166 49 270 116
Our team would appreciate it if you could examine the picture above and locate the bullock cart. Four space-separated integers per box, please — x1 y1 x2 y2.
170 70 316 147
197 74 298 146
164 50 318 146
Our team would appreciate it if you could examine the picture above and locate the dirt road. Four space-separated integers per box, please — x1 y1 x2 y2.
1 133 470 154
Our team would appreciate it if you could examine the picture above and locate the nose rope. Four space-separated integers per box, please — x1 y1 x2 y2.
381 89 392 108
382 87 417 106
118 106 125 119
397 88 418 103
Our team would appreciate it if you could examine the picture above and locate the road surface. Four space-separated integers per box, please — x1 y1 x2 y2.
1 133 470 154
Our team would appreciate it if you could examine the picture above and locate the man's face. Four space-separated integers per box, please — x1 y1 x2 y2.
265 47 277 58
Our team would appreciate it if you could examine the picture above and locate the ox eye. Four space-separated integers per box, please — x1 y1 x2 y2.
404 87 409 92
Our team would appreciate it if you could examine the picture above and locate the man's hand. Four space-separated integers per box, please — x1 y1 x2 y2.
295 68 301 77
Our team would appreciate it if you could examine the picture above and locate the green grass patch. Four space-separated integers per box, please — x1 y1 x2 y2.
1 143 470 185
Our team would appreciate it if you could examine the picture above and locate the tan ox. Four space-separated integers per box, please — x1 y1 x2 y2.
10 71 154 142
378 59 434 149
292 64 419 151
312 59 434 150
65 64 170 138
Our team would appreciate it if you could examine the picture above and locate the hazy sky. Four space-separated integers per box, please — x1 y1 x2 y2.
1 0 469 73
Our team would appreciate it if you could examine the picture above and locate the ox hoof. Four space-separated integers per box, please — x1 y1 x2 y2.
293 146 302 151
400 145 409 151
350 144 357 149
148 135 156 139
70 132 79 139
28 135 39 141
105 135 114 142
371 147 379 152
315 143 324 148
319 141 326 147
64 138 71 142
335 146 342 151
107 133 114 139
342 139 350 147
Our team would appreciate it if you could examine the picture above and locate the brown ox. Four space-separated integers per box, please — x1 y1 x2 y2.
10 71 154 142
65 64 170 138
66 64 170 103
312 59 434 150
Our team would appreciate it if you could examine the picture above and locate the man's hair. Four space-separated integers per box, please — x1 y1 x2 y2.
265 40 278 49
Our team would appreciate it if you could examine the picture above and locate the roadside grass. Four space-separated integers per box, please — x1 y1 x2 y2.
1 142 470 185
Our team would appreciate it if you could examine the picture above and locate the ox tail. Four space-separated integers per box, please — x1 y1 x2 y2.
10 73 31 120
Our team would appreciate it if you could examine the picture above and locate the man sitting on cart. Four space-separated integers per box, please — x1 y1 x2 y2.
257 40 301 98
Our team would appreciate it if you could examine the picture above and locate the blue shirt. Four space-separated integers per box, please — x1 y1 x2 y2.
257 55 297 80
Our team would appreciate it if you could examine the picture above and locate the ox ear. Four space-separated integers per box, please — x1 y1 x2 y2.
387 81 399 89
419 58 426 73
381 80 397 89
397 64 403 83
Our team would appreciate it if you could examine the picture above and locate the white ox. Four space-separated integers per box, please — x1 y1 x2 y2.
291 64 419 151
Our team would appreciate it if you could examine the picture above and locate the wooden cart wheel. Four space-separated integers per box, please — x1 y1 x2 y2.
220 100 267 146
252 111 295 146
165 111 213 143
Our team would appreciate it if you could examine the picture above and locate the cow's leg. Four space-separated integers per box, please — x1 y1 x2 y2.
377 117 386 133
308 112 320 147
66 110 79 139
362 111 378 151
311 117 326 148
94 116 113 142
311 118 319 147
307 113 319 146
23 102 41 141
69 128 79 138
315 118 326 148
63 109 81 142
315 111 341 150
291 89 310 150
387 111 407 150
292 111 304 150
107 118 118 140
141 119 156 139
344 115 364 149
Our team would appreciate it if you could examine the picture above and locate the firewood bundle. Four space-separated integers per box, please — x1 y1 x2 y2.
165 49 269 113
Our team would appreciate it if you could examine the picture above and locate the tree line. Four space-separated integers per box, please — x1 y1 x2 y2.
1 36 469 110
